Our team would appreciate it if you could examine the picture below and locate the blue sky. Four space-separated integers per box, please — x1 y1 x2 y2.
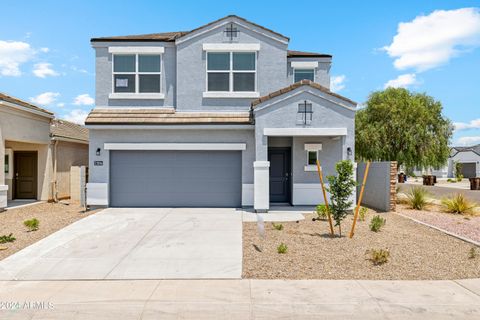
0 0 479 146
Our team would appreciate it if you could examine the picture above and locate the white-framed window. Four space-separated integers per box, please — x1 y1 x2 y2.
294 68 315 83
112 54 161 93
206 52 256 92
307 150 318 166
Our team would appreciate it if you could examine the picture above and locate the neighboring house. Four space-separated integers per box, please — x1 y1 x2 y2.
448 145 480 178
0 93 89 210
86 15 356 211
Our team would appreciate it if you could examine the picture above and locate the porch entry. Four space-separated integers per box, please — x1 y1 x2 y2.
13 151 37 199
268 147 291 203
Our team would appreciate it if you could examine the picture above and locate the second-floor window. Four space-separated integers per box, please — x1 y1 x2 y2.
294 69 315 82
113 54 161 93
207 52 256 92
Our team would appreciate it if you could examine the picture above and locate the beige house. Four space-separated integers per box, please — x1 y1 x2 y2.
1 93 89 210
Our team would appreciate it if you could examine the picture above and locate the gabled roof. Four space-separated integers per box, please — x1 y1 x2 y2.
287 50 332 58
51 119 89 143
85 108 252 125
251 80 357 107
451 144 480 157
0 92 54 116
91 15 289 43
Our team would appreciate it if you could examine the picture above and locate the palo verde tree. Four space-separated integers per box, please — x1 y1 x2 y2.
355 88 453 170
326 160 356 236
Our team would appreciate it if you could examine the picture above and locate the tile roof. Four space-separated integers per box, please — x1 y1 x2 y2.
0 92 54 116
452 144 480 156
91 15 289 42
85 108 252 125
251 80 357 107
51 119 89 142
287 50 332 58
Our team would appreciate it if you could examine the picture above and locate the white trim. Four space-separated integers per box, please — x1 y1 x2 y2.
264 128 347 136
108 93 165 99
291 61 318 68
203 43 260 51
202 91 259 98
304 165 318 172
253 161 270 168
86 183 108 206
104 143 247 151
0 101 54 119
304 143 322 151
242 184 254 206
254 161 270 211
108 46 164 54
0 185 8 191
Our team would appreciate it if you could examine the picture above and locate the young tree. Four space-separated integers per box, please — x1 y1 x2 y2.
356 88 453 169
326 160 356 236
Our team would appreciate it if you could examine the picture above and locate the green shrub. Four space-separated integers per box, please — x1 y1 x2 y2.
0 233 16 244
369 215 386 232
406 187 429 210
454 162 463 180
315 204 329 220
359 207 368 222
456 174 463 182
24 218 39 232
441 194 477 215
277 243 288 254
367 249 390 265
272 223 284 231
468 247 478 259
326 160 357 236
447 178 456 183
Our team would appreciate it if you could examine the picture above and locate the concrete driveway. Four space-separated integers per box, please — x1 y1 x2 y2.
0 208 242 280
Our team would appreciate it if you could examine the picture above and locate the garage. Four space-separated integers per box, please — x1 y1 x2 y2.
109 150 242 207
461 162 477 178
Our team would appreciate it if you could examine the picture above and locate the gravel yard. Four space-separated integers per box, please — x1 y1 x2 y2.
243 210 480 280
397 204 480 244
0 202 98 260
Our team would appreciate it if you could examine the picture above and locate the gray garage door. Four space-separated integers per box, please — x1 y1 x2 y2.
461 163 477 178
110 150 242 207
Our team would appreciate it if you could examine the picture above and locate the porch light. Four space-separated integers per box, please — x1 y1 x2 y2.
96 148 101 156
347 147 352 157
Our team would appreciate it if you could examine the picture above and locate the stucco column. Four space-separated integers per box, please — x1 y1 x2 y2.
0 128 7 210
254 161 269 212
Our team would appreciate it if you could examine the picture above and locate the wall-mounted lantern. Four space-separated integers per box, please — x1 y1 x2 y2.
347 147 352 158
96 148 101 156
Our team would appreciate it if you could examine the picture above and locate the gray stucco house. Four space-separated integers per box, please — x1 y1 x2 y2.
85 15 357 211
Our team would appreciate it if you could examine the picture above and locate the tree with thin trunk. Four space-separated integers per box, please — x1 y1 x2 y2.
355 88 453 170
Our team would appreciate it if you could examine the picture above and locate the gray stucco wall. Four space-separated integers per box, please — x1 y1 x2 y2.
88 128 255 185
357 161 393 212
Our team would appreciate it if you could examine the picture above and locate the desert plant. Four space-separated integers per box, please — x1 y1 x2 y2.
315 204 329 220
441 194 477 215
277 243 288 254
24 218 39 232
326 160 357 236
447 178 455 183
406 187 429 210
468 247 478 259
272 223 284 231
0 233 16 244
456 174 463 182
369 215 386 232
367 249 390 265
359 207 368 222
454 161 463 180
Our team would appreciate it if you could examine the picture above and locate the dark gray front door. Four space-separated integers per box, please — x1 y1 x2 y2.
268 148 291 203
110 150 242 207
461 163 476 178
14 151 37 199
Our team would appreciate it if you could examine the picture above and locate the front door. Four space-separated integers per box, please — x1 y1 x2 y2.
268 147 291 203
14 151 37 199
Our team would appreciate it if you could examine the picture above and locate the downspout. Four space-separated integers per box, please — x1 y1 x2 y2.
53 139 58 202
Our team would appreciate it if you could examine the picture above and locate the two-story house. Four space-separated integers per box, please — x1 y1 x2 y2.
85 15 356 212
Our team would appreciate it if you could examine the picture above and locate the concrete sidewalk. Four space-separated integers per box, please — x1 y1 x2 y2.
0 278 479 319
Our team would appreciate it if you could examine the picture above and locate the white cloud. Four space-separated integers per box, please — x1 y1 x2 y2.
384 73 418 88
71 66 88 74
33 62 59 78
29 92 59 105
73 94 94 106
384 8 480 71
56 102 65 108
454 118 480 131
63 109 89 125
0 40 35 76
39 47 49 53
330 75 346 92
456 136 480 146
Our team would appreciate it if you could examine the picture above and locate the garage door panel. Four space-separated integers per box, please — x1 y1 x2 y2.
110 150 242 207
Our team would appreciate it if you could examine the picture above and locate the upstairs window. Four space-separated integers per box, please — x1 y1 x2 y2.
113 54 161 93
207 52 256 92
294 69 315 82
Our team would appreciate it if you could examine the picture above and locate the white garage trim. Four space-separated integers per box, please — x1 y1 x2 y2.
104 143 247 151
86 183 108 206
264 128 347 136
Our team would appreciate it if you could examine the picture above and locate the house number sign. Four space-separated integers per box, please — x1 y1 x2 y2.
94 161 103 166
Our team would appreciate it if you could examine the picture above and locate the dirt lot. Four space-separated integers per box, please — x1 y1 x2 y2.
243 209 480 280
0 202 98 260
